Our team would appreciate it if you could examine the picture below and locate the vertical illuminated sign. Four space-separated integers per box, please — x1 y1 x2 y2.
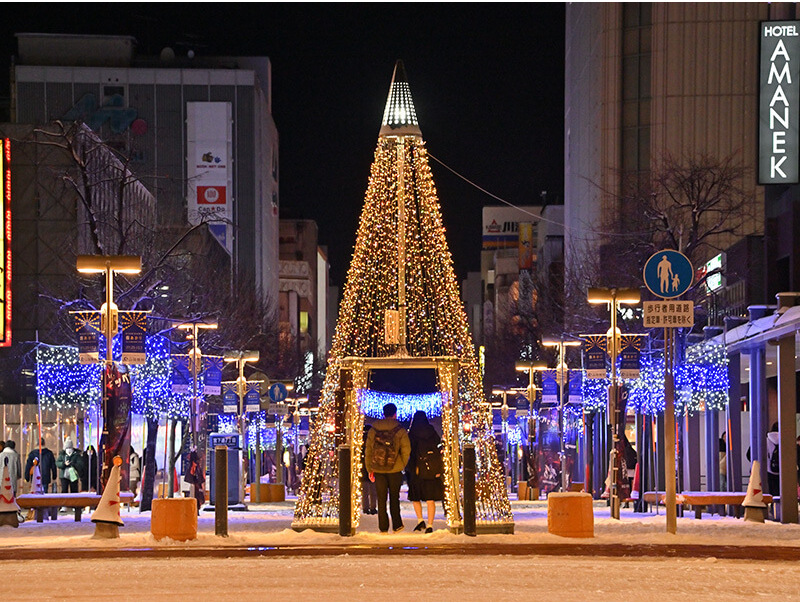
759 21 800 184
0 139 10 347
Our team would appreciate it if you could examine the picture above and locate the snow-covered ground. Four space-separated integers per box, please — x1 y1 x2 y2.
2 498 800 550
3 499 800 601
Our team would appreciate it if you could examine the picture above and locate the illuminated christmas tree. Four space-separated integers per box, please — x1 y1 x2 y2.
292 61 512 533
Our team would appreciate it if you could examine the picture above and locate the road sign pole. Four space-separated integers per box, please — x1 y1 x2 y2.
664 326 677 533
643 249 693 535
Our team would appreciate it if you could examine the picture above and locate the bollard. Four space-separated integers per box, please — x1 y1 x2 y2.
463 442 476 537
215 445 228 537
338 445 352 537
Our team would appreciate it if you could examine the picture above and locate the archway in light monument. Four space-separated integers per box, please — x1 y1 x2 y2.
291 60 513 534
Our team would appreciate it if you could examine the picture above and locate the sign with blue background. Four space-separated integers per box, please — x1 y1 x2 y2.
268 382 288 403
643 250 693 299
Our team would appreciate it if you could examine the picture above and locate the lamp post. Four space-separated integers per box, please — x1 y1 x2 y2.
223 350 260 504
76 255 141 489
587 287 640 519
515 361 546 490
542 338 582 492
175 319 218 501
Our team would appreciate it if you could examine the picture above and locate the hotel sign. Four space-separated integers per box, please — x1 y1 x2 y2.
760 21 800 184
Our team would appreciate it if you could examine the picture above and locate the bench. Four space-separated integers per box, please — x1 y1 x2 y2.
643 491 773 519
17 491 135 523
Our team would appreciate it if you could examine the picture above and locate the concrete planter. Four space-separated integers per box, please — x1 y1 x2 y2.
547 492 594 538
151 497 197 541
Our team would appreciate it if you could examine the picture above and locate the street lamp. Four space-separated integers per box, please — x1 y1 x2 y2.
223 350 260 504
587 286 640 519
175 319 218 500
542 338 582 492
76 255 141 488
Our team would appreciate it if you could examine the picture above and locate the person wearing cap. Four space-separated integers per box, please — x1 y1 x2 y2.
56 438 84 494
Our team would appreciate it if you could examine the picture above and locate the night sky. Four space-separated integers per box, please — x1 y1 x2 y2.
1 3 566 286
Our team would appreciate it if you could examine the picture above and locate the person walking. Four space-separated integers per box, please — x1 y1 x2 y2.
24 438 57 493
365 403 410 533
0 440 22 495
129 446 141 496
406 410 444 534
360 424 377 515
57 438 83 494
766 422 780 496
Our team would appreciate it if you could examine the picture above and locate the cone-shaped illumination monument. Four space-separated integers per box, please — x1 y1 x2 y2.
292 61 513 534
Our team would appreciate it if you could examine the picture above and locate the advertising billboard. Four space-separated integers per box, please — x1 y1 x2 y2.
482 206 540 250
759 21 800 184
186 102 233 253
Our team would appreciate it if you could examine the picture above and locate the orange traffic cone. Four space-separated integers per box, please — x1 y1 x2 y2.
742 460 767 523
91 456 124 538
0 459 21 528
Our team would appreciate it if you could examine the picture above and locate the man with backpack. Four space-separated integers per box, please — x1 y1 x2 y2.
365 403 411 533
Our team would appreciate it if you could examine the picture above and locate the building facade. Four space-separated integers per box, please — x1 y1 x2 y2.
12 33 280 304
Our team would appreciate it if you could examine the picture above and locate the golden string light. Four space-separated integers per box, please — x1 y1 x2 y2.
292 120 511 532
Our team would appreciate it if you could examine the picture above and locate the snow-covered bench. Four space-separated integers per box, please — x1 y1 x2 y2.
17 491 134 522
643 490 773 519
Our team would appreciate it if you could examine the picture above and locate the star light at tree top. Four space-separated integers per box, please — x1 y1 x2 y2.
293 61 511 532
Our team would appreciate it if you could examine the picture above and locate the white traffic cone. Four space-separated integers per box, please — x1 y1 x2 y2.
742 459 767 523
0 459 21 528
91 455 124 538
31 459 44 495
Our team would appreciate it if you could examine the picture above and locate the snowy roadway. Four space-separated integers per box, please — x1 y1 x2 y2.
3 499 800 601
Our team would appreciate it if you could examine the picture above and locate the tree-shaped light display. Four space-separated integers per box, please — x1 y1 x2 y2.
292 61 511 532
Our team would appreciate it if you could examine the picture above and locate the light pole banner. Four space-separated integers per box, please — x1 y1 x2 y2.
202 356 223 396
120 311 147 365
74 311 101 364
568 370 583 405
222 382 238 413
541 369 558 405
245 381 261 413
582 335 607 379
619 335 642 380
171 355 192 394
101 364 131 491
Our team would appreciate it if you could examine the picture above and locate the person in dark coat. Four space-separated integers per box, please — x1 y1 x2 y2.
56 438 84 494
81 445 99 492
25 438 57 493
406 410 444 534
360 424 377 515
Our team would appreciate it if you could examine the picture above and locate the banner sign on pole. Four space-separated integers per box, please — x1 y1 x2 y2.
619 335 642 380
120 311 147 365
222 381 239 414
74 311 101 364
582 335 607 379
568 369 583 405
202 355 223 396
541 369 558 405
245 381 261 413
100 364 132 491
171 355 192 394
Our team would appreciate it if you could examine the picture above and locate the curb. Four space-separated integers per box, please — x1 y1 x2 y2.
6 542 800 561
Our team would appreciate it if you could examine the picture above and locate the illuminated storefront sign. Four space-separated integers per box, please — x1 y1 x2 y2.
1 139 10 346
759 21 800 184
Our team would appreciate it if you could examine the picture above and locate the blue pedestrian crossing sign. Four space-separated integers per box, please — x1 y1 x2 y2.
643 250 693 299
268 382 288 403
